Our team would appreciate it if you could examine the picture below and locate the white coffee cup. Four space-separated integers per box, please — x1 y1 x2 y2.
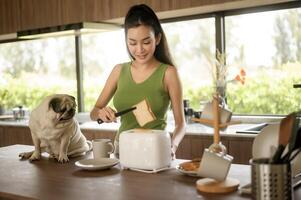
197 148 233 181
92 139 115 158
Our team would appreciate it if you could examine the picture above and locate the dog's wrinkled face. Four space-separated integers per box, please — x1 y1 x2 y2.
48 95 76 124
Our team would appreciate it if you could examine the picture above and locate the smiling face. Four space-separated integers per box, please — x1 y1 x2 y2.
126 25 161 64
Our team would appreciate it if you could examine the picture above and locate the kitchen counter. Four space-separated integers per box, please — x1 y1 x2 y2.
0 119 266 164
0 119 29 127
0 144 253 200
0 119 264 138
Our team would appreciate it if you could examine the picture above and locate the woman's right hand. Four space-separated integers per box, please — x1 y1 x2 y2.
96 106 117 123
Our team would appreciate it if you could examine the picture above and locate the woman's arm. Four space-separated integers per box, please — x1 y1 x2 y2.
90 64 122 123
164 66 186 156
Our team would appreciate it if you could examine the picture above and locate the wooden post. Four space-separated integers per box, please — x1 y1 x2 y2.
213 94 220 144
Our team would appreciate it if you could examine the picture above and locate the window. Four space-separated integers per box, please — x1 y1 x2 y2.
82 30 128 112
163 18 216 110
0 37 77 110
0 3 300 117
83 18 216 112
225 8 301 115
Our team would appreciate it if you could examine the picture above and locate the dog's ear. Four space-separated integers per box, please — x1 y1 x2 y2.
68 95 76 101
68 95 77 108
49 98 62 113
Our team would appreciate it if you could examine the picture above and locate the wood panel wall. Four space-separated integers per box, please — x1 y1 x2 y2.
0 0 20 34
19 0 62 30
0 126 32 147
102 0 241 20
0 0 292 34
0 124 254 164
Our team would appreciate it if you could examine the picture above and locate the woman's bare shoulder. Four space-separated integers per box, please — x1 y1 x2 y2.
112 63 123 72
109 63 126 77
165 65 179 78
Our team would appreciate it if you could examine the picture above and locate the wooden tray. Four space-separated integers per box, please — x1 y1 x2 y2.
196 177 240 194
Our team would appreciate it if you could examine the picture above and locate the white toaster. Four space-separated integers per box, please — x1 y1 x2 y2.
119 129 171 172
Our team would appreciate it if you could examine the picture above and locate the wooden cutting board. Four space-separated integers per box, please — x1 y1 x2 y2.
196 177 240 194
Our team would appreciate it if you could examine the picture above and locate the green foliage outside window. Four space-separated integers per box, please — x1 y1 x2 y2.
227 76 301 115
183 68 301 115
1 71 300 115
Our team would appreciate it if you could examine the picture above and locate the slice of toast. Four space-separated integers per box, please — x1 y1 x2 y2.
133 99 156 126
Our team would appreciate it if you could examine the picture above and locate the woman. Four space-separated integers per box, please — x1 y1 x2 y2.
90 4 185 158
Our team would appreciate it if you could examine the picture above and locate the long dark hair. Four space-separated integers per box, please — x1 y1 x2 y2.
124 4 174 66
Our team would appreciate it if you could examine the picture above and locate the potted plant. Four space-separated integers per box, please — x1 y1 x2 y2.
208 50 246 108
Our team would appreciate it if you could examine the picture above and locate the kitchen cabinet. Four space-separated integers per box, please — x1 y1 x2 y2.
0 125 116 147
81 129 94 141
0 127 4 146
176 134 254 164
0 126 32 147
176 135 223 159
81 128 116 141
18 0 119 32
1 0 285 35
19 0 105 31
0 0 20 34
81 0 119 22
176 135 214 159
19 0 62 30
97 0 244 21
0 124 254 164
1 0 94 34
60 0 85 24
228 137 253 164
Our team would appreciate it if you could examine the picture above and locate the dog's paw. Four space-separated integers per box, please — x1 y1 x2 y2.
29 151 41 161
57 154 69 163
19 151 33 159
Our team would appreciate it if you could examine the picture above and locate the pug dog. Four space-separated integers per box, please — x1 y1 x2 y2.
19 94 92 163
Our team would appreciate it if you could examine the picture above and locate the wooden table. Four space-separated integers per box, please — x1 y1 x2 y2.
0 145 298 200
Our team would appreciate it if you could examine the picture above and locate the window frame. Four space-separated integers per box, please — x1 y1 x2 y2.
157 1 301 118
1 1 300 115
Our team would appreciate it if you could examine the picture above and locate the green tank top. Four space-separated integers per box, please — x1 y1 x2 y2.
113 62 170 136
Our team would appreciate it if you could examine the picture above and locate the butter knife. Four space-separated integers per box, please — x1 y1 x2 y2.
97 107 136 124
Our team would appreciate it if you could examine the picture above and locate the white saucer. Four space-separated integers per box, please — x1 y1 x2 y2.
176 165 201 177
75 158 119 171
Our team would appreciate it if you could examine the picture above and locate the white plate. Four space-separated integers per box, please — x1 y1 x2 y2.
176 166 202 177
252 123 301 176
75 158 119 171
252 123 280 159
